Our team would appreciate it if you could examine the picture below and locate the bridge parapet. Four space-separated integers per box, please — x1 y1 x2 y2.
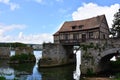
109 38 120 48
100 48 120 58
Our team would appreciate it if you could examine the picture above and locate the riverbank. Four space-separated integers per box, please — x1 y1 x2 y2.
84 77 112 80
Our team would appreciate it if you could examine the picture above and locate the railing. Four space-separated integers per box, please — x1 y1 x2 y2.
59 38 100 45
60 39 82 45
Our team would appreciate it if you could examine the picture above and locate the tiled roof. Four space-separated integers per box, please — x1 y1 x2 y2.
54 15 106 36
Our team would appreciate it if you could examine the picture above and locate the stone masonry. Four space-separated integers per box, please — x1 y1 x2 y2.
0 47 10 59
40 38 120 74
40 43 75 67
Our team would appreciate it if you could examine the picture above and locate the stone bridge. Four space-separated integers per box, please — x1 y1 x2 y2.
100 48 120 58
41 39 120 74
80 47 120 74
97 48 120 72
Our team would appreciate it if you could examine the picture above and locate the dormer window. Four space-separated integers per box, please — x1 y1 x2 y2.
79 25 84 29
72 26 76 29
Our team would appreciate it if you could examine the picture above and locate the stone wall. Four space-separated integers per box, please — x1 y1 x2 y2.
40 43 73 67
110 38 120 48
0 47 33 59
0 47 10 59
80 38 120 74
15 47 33 55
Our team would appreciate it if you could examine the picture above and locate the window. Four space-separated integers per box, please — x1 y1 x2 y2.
73 33 79 40
82 34 86 42
89 32 93 39
103 34 105 39
72 26 76 29
79 25 84 29
64 34 69 40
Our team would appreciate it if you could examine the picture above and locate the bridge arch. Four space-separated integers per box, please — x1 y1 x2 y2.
98 48 120 72
100 48 120 58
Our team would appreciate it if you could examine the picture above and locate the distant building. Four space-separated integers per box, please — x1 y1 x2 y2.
53 15 109 45
27 44 42 50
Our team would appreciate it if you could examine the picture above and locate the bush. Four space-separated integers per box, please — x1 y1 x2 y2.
110 59 120 68
114 73 120 80
0 76 6 80
9 53 35 63
86 68 94 76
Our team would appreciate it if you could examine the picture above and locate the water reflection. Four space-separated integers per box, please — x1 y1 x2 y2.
0 67 15 79
0 50 77 80
0 50 42 80
27 64 42 80
73 49 81 80
26 50 42 80
39 65 74 80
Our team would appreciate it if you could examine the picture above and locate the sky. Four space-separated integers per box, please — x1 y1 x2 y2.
0 0 119 44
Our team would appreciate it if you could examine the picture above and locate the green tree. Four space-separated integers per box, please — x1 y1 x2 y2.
110 8 120 38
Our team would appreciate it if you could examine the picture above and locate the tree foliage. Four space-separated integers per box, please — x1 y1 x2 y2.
0 42 27 47
110 8 120 38
9 53 35 63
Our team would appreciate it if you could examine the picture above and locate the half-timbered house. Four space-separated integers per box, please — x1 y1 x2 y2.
53 15 109 45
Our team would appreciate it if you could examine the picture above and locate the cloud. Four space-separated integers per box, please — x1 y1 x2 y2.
0 31 53 44
0 23 26 43
72 3 120 28
35 0 43 3
33 0 63 4
18 32 24 39
9 3 19 11
33 0 46 5
0 23 53 44
17 33 53 44
0 23 26 36
4 32 53 44
34 0 64 5
0 0 19 11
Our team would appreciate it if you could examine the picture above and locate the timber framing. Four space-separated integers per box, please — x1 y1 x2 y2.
53 15 110 45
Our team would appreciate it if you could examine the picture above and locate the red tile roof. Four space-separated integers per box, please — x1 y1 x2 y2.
54 15 106 36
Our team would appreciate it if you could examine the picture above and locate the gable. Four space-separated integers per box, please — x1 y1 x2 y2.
100 16 110 34
54 15 109 36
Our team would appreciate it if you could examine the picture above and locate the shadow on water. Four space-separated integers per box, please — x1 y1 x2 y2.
39 64 75 80
9 63 34 74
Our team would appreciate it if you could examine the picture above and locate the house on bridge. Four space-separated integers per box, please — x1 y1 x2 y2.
54 14 109 45
41 15 113 73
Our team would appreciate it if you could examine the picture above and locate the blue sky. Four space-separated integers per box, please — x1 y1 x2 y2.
0 0 119 44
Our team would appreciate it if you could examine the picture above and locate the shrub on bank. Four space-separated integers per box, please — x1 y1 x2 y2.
114 73 120 80
9 53 35 63
110 58 120 68
86 68 94 76
0 76 6 80
109 59 120 80
0 76 18 80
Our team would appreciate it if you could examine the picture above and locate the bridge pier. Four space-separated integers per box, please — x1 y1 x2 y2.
39 43 75 67
80 49 97 74
40 43 100 74
40 43 99 73
39 42 120 74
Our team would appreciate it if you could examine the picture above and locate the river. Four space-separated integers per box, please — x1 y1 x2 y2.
0 50 82 80
0 50 115 80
